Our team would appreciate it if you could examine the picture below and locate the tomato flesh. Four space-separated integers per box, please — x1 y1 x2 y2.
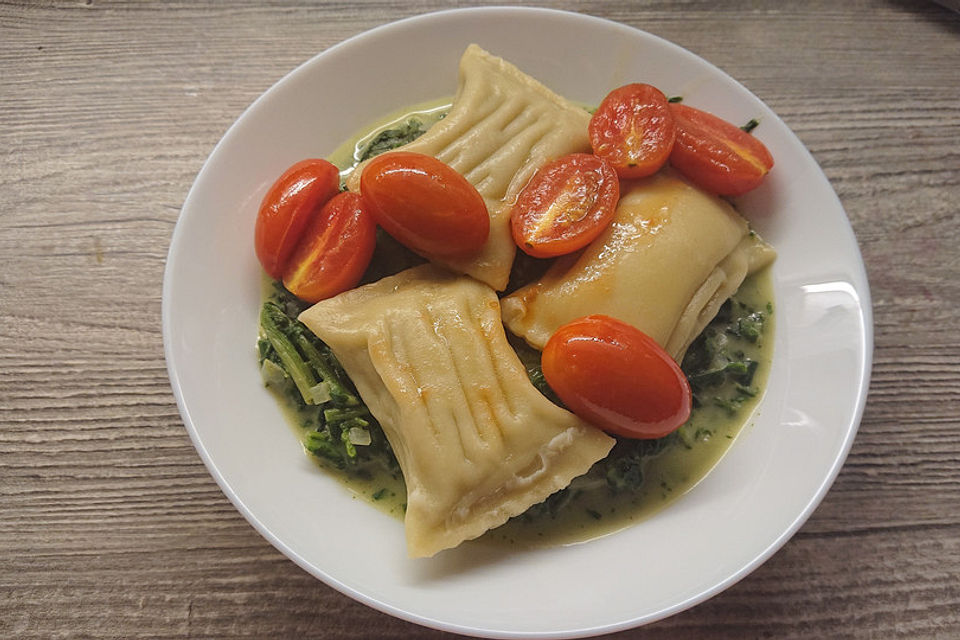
669 103 774 196
359 151 489 258
542 315 691 439
254 158 341 279
281 191 376 303
589 84 676 179
510 153 619 258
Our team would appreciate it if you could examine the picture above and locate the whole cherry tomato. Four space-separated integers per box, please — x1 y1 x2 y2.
668 103 774 196
254 158 341 279
542 315 692 439
282 191 376 303
510 153 620 258
359 151 489 258
588 84 677 179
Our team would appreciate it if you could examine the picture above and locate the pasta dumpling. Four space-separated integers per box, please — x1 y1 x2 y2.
502 171 776 361
298 265 614 558
346 44 592 291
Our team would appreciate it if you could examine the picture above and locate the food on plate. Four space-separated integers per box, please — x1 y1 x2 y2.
588 83 677 179
345 43 592 291
542 315 691 439
255 44 777 557
510 153 620 258
298 265 614 558
501 170 775 361
258 273 774 547
668 102 775 196
360 151 489 258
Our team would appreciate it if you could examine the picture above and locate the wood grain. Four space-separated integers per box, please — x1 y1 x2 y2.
2 1 959 638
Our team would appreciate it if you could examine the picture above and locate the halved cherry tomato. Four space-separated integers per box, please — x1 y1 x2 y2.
254 158 341 279
542 315 692 439
359 151 488 258
281 191 376 303
669 103 774 196
588 83 676 179
510 153 619 258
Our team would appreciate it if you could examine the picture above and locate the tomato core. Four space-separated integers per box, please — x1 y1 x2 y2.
510 153 620 258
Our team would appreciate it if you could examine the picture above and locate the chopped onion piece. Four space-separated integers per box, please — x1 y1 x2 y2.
308 381 332 404
347 426 372 446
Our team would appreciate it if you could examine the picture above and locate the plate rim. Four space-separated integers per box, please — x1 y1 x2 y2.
162 7 874 638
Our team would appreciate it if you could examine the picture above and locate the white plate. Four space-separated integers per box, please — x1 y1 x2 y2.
163 7 872 638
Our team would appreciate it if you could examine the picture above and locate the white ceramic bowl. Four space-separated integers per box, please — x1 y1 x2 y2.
163 7 872 638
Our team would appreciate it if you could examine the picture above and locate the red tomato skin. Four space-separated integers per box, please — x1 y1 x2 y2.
510 153 620 258
254 159 341 279
668 103 774 196
281 191 376 303
589 84 677 179
542 315 692 439
359 152 489 258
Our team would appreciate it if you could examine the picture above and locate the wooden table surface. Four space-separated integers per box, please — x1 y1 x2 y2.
3 1 959 638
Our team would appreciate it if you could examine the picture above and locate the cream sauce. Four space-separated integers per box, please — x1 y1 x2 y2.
328 100 450 179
